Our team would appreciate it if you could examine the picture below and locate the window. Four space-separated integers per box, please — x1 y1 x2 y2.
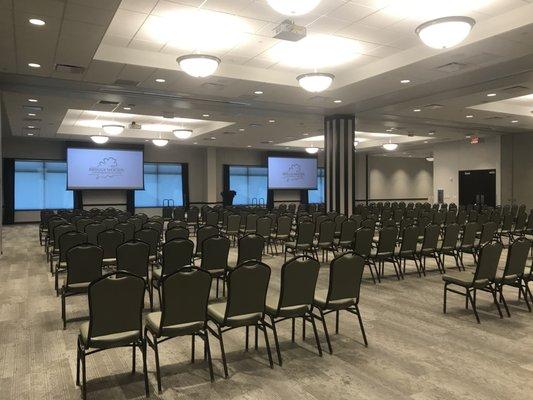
308 167 325 204
229 166 268 205
135 163 184 207
15 160 73 210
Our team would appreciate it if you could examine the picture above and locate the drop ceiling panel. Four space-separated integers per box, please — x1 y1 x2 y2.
64 2 116 26
119 0 158 14
83 60 125 84
14 0 65 17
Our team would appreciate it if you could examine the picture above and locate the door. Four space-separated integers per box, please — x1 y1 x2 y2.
458 169 496 207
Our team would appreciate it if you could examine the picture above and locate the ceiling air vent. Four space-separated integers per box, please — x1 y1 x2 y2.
55 63 85 74
423 104 444 110
223 131 239 135
97 100 119 105
114 79 140 86
23 105 43 111
436 62 467 73
484 116 503 120
24 118 42 122
162 112 174 119
249 123 263 128
502 85 529 93
201 82 225 91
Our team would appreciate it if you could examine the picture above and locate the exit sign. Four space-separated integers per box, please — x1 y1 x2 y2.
470 135 480 144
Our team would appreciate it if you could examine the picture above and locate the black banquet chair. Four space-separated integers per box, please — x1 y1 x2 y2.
117 240 152 309
144 267 214 392
312 252 368 354
76 271 149 399
207 261 273 378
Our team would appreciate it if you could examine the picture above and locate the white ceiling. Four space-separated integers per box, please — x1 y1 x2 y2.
0 0 532 153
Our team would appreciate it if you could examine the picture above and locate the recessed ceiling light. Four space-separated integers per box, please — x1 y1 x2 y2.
267 0 320 16
210 137 216 140
285 147 290 150
466 115 474 118
511 120 519 123
28 98 38 102
203 114 210 117
487 93 497 97
29 18 45 26
416 16 475 49
428 131 435 136
28 113 36 116
424 141 428 144
400 79 411 84
333 99 342 103
465 135 471 139
27 133 34 136
254 90 264 95
302 133 309 136
155 78 166 83
123 106 132 110
268 119 276 123
27 125 35 129
28 63 41 68
239 128 245 132
413 108 421 112
247 145 252 148
145 139 149 142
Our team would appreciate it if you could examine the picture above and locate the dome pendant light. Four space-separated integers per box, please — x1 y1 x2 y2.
102 124 124 135
305 147 319 154
382 136 398 151
267 0 321 16
152 132 168 147
91 135 109 144
416 16 475 49
177 54 221 78
297 73 334 93
173 129 193 139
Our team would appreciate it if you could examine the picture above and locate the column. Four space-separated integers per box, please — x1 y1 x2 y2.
325 114 356 215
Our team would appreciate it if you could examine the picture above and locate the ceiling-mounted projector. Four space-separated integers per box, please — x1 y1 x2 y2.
274 20 306 41
129 121 142 130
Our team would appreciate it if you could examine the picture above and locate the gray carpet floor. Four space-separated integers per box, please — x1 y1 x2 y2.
1 224 533 400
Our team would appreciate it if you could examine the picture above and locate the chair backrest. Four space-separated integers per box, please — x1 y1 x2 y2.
86 272 145 344
339 219 357 243
226 214 241 234
237 234 265 264
187 207 199 223
159 267 212 334
48 218 68 241
296 221 315 246
224 261 271 321
206 211 219 227
116 240 150 278
361 217 376 230
334 215 347 232
134 228 159 256
399 225 418 253
349 214 362 229
97 229 124 259
127 217 143 232
326 252 365 304
53 224 77 250
503 237 531 278
461 222 478 247
165 227 189 242
317 220 336 244
474 241 503 281
167 220 187 230
102 217 118 229
85 222 106 245
256 216 272 237
315 215 329 233
276 215 292 237
76 218 94 233
479 221 498 246
196 225 219 254
276 256 320 310
58 231 88 262
376 226 398 254
173 207 186 221
66 244 103 286
245 213 258 231
161 239 194 275
114 222 135 242
441 223 460 249
353 227 373 257
421 224 440 250
201 235 230 271
143 221 163 236
515 211 527 231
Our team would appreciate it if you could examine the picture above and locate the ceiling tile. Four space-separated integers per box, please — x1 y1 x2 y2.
68 0 121 11
14 0 65 17
203 0 254 14
64 2 116 26
105 8 148 39
83 60 125 84
120 0 158 14
327 2 376 22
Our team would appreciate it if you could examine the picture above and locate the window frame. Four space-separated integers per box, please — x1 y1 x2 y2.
227 164 269 206
134 162 188 208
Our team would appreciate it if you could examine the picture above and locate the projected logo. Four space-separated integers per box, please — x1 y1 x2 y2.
88 157 125 180
282 163 305 183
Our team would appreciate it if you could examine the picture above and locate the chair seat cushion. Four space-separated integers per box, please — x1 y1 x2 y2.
145 312 204 337
207 302 261 328
64 281 90 291
313 289 355 310
442 272 487 288
79 322 140 348
265 297 309 318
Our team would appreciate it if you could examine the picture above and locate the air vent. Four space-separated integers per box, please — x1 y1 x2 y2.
162 112 174 119
55 63 85 74
204 137 216 141
423 104 444 110
223 131 240 135
261 140 274 144
308 96 330 103
24 118 42 122
97 100 119 105
23 105 43 111
249 123 262 128
114 79 140 86
484 116 503 120
436 62 467 73
503 85 529 93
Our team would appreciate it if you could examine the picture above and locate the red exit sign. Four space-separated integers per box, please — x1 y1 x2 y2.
470 135 480 144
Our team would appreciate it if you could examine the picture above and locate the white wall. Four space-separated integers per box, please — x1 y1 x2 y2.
433 136 502 205
502 133 533 209
368 156 433 202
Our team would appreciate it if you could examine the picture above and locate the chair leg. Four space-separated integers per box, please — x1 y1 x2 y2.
467 289 480 323
132 343 136 373
76 337 81 386
309 314 323 357
254 325 259 350
141 339 149 397
269 316 283 366
245 326 249 351
489 285 503 319
519 283 532 311
204 331 215 382
152 336 162 393
335 310 340 334
318 309 332 354
498 285 511 317
443 283 448 314
61 292 67 330
260 321 274 369
355 305 368 347
291 318 295 343
191 334 196 363
81 348 87 400
217 326 229 378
